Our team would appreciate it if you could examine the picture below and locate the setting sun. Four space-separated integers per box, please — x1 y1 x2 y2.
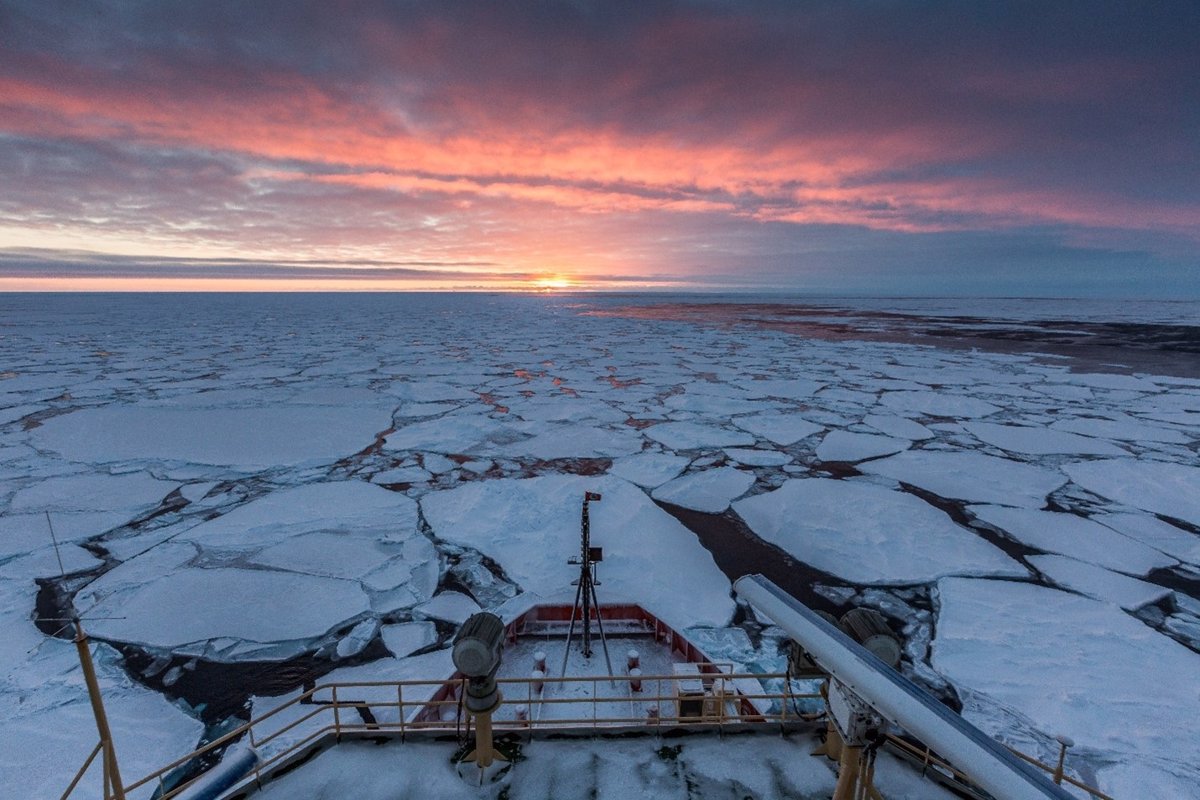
532 275 574 291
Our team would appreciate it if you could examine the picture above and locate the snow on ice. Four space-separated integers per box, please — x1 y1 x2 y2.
860 450 1067 507
733 479 1026 584
421 474 735 627
651 465 756 512
1065 459 1200 527
969 505 1174 575
933 577 1200 793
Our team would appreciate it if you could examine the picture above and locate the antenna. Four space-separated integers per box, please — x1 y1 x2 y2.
561 492 614 678
36 512 128 800
45 510 66 578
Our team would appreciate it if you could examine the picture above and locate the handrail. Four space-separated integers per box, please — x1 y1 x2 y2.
61 670 1114 800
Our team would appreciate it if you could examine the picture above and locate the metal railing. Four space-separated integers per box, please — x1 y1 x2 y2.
64 671 1113 800
114 671 812 799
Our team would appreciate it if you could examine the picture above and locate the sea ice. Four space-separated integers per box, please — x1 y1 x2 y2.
180 481 420 550
380 622 438 658
963 422 1128 456
722 448 791 466
815 430 909 462
878 391 1001 419
0 642 204 800
741 378 826 399
415 591 482 624
732 479 1025 584
1065 459 1200 527
420 474 735 627
607 452 690 487
643 421 756 450
1049 414 1191 444
500 422 644 459
862 413 934 440
9 471 178 518
371 466 433 484
933 578 1200 792
1027 555 1171 610
732 412 823 446
651 466 756 513
30 406 391 470
860 450 1067 507
969 505 1173 575
1093 513 1200 565
384 413 508 454
83 567 372 655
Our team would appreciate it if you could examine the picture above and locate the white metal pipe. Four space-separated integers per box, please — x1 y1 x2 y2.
734 575 1075 800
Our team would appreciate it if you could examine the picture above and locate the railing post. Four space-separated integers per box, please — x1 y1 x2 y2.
527 680 534 742
332 686 342 742
397 684 405 742
1052 735 1074 784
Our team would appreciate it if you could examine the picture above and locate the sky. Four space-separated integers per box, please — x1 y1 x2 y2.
0 1 1197 295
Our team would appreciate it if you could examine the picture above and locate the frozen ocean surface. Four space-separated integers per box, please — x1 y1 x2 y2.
1 293 1198 797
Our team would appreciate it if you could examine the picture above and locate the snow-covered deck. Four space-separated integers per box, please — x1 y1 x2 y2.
244 735 964 800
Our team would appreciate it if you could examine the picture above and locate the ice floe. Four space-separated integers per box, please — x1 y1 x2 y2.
859 450 1067 507
733 479 1025 584
963 421 1128 456
862 413 934 440
878 391 1001 419
415 590 482 624
1065 459 1200 527
815 430 909 462
732 412 823 445
607 452 690 487
420 474 735 627
1027 555 1172 609
969 505 1174 575
933 577 1200 792
643 421 756 450
31 405 391 471
84 567 372 657
722 447 791 466
380 622 438 658
651 466 756 513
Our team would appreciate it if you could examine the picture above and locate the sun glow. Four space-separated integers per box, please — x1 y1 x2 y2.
532 275 574 291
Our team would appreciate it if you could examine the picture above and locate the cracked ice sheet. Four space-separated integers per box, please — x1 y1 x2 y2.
970 506 1175 575
963 422 1128 456
732 412 823 446
652 466 756 513
2 472 180 561
859 450 1067 507
1027 555 1171 610
815 430 909 462
420 474 735 628
29 405 392 471
733 479 1025 584
1065 460 1200 527
1093 512 1200 566
932 578 1200 795
862 413 934 440
79 482 436 658
642 420 755 450
607 452 690 488
878 390 1001 418
84 567 372 657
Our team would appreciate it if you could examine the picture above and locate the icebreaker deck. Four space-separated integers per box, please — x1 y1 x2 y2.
60 590 1114 800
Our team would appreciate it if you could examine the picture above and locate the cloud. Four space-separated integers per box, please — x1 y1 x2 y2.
0 1 1196 292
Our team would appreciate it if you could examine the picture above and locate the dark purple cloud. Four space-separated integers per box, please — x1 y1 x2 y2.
0 1 1196 293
